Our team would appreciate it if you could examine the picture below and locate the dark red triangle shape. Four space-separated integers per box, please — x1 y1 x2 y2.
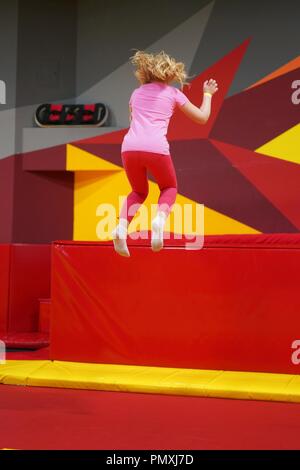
168 38 251 141
211 138 300 230
166 139 297 232
211 68 300 149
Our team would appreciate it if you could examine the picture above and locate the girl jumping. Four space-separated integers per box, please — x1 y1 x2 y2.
112 50 218 257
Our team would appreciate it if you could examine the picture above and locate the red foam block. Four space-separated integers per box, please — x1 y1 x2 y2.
0 245 10 333
0 332 49 350
38 299 51 333
50 234 300 374
0 244 51 334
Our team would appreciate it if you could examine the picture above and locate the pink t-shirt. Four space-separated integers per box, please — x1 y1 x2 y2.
121 82 189 156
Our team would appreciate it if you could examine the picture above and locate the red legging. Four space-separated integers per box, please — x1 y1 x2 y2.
120 150 177 223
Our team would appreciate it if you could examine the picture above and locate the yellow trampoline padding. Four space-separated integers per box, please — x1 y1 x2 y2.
1 360 300 403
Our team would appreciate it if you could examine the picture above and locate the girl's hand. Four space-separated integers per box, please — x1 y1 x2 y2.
203 79 218 96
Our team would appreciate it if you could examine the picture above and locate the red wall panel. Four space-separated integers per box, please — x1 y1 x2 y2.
13 156 74 244
8 245 51 332
0 245 11 332
50 236 300 374
0 156 15 243
38 299 51 333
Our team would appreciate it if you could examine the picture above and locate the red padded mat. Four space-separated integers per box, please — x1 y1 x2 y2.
54 232 300 248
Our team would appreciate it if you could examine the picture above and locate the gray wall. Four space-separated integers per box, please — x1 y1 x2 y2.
76 0 214 126
76 0 300 125
76 0 211 96
1 0 300 160
0 0 18 159
14 0 77 153
189 0 300 96
0 0 77 159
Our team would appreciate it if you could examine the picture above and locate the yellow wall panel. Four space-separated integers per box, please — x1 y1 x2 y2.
256 124 300 165
73 171 259 241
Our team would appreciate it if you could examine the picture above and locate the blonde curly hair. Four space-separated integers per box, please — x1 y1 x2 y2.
129 49 193 90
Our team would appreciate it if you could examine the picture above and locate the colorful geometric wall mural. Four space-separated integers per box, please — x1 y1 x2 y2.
58 40 300 239
1 1 300 243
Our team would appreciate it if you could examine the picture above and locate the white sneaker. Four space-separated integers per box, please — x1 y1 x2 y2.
111 225 130 257
151 218 164 252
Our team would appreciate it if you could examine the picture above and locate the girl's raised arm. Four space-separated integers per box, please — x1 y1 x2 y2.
179 79 218 124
